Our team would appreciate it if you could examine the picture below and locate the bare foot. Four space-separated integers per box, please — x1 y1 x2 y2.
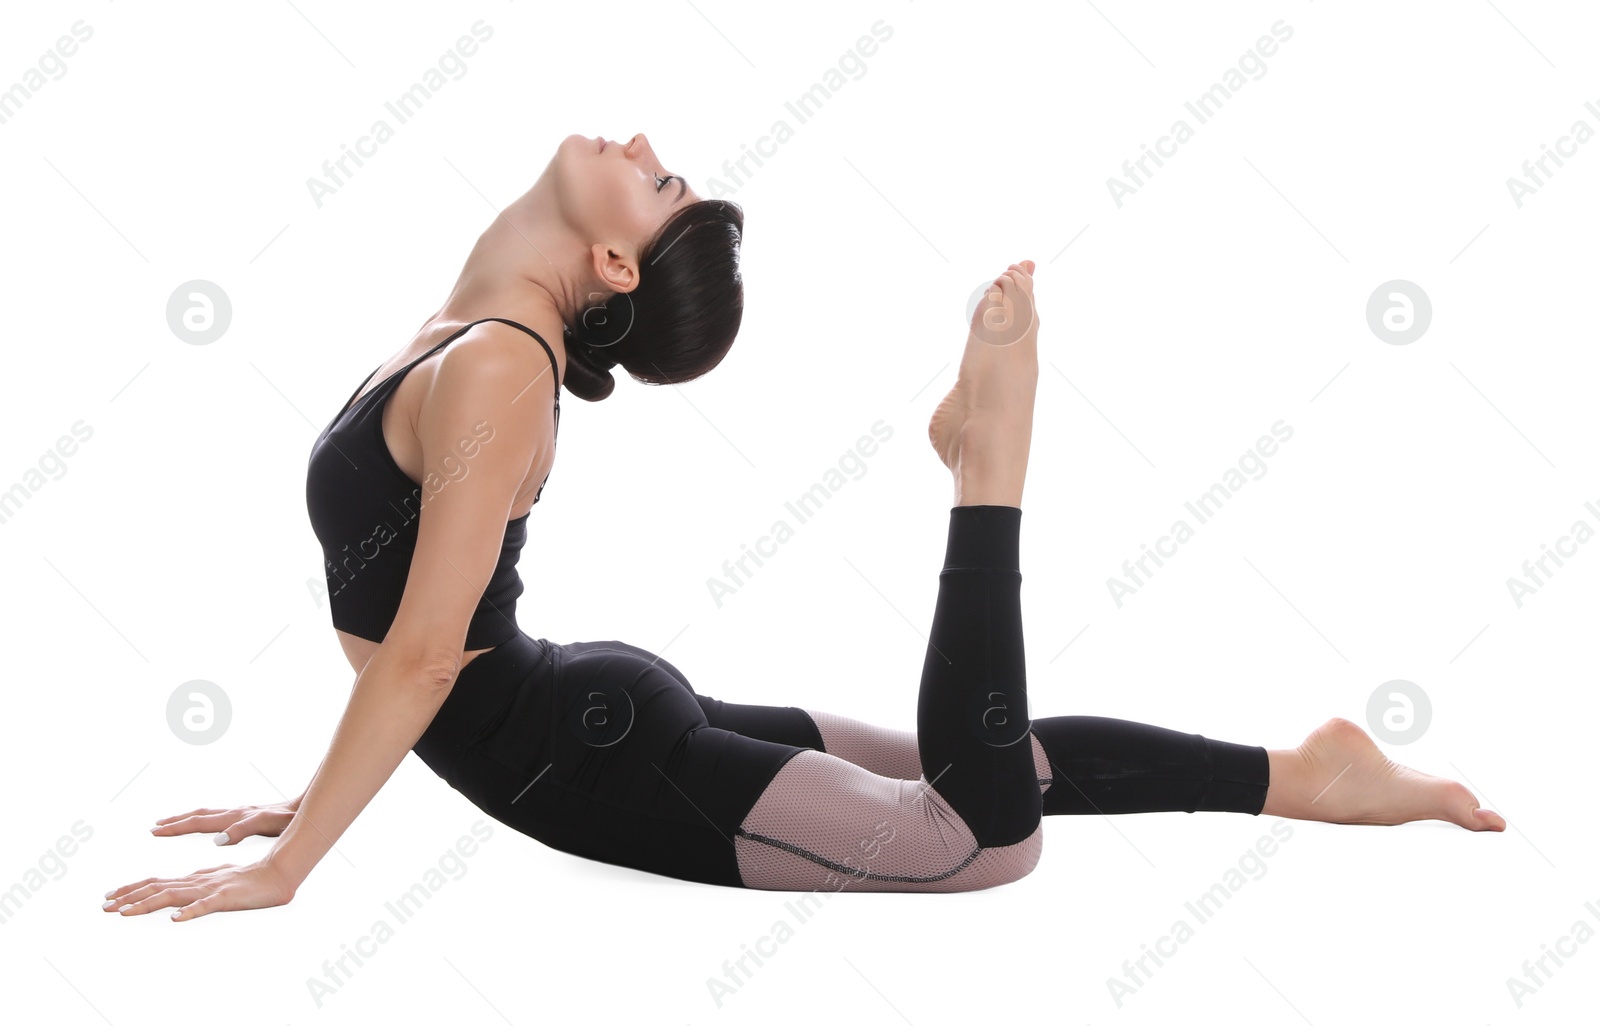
928 260 1041 507
1264 717 1506 831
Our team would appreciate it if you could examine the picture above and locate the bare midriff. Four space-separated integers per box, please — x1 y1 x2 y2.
334 629 497 678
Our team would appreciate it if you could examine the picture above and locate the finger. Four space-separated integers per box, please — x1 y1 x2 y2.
171 893 222 921
157 812 257 836
104 880 175 910
212 813 272 845
116 887 191 916
1022 259 1035 274
103 863 235 908
153 808 228 825
151 813 239 836
103 876 161 902
117 870 232 914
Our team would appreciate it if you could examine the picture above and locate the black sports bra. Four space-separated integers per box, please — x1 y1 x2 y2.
305 317 561 649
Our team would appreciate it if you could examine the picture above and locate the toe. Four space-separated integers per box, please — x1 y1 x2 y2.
1443 781 1504 831
1465 806 1504 832
1467 804 1507 832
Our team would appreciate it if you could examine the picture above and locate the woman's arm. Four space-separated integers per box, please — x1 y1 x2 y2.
105 326 552 919
265 329 552 893
262 645 460 889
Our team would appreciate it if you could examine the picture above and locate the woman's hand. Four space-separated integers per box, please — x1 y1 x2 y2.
102 861 296 921
150 800 299 846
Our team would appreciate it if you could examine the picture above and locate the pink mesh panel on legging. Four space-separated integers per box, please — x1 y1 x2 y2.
803 708 1055 796
733 747 1048 893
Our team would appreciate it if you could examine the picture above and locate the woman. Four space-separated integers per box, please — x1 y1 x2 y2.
104 133 1504 920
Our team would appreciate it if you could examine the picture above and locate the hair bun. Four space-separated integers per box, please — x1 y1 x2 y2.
558 196 743 403
584 342 621 372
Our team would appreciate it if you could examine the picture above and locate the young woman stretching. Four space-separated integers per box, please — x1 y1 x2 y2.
104 133 1504 919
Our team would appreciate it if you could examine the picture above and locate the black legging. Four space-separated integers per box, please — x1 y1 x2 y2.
412 505 1269 889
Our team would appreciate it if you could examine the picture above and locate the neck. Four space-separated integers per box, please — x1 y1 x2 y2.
429 177 597 343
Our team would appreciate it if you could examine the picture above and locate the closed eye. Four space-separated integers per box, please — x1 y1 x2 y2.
655 172 688 204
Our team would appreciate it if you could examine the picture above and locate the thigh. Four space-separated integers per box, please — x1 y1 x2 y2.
800 708 922 780
440 638 813 888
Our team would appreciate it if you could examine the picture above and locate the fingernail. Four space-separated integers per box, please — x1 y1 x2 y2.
103 889 115 899
118 904 133 913
170 909 182 920
212 832 230 845
102 900 116 910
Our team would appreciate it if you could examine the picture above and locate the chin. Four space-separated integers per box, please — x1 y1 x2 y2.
550 133 596 169
553 132 589 155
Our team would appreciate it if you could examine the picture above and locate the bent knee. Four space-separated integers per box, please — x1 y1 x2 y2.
735 751 1046 893
958 821 1044 890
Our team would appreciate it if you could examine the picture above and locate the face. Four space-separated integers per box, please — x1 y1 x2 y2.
551 133 702 270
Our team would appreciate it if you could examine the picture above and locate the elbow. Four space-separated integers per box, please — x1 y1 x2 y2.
377 643 461 690
415 658 461 691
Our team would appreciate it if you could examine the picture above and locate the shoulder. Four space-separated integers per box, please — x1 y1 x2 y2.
431 320 563 402
413 320 562 459
422 321 566 409
450 318 564 386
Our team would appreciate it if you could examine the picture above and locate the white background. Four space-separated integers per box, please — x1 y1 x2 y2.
1 1 1595 1023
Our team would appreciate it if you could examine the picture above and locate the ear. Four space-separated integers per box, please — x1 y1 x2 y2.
590 242 642 295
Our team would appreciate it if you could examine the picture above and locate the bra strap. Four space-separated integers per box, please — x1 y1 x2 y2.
469 317 561 406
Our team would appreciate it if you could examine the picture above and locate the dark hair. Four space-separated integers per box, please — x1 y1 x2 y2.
562 199 745 402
